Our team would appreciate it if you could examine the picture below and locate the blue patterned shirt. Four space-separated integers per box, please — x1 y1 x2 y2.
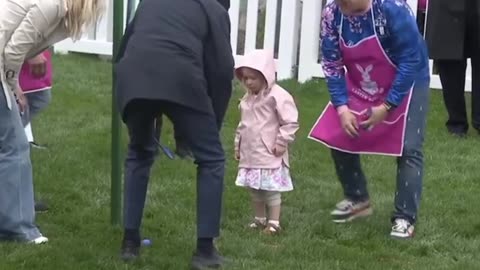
321 0 430 107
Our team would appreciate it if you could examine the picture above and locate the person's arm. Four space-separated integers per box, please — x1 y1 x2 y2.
382 0 423 107
320 4 348 114
115 15 136 63
275 93 299 149
234 116 244 153
204 10 235 129
4 4 61 93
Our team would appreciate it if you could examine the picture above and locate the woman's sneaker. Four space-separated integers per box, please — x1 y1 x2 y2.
30 235 48 245
390 218 415 239
331 199 373 223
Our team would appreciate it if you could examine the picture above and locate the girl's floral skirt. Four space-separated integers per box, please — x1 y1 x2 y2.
235 165 293 192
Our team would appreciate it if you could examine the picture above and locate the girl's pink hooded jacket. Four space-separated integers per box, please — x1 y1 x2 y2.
234 50 299 169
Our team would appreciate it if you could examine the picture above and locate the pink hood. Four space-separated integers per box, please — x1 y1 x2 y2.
235 49 276 89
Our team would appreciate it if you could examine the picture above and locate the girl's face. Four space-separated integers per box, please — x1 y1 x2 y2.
337 0 371 16
241 68 267 95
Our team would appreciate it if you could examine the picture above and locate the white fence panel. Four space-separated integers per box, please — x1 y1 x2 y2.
276 0 302 79
244 0 259 53
298 0 324 82
263 0 278 51
230 0 302 80
229 0 241 54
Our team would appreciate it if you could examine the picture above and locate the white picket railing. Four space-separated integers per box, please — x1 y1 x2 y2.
54 0 472 91
228 0 302 79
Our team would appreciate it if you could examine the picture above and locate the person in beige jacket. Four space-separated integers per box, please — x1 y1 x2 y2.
0 0 103 244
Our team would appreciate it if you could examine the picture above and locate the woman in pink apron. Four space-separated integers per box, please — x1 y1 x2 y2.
310 0 430 238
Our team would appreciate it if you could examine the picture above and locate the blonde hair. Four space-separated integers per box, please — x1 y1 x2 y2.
64 0 105 40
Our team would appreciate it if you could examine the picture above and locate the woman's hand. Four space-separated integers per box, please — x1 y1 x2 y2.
14 88 28 113
339 110 359 138
360 105 389 130
28 54 47 77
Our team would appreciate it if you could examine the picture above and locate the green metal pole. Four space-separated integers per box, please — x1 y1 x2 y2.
111 0 124 226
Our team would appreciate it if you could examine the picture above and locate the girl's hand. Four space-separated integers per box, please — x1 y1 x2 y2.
360 105 389 130
273 144 286 157
339 110 359 138
28 54 47 78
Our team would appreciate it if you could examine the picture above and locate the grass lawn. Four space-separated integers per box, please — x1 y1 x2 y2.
1 54 479 270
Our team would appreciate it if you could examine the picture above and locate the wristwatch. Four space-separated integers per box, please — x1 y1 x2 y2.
382 101 396 112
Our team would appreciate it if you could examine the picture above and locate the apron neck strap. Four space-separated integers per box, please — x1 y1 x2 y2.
339 1 376 36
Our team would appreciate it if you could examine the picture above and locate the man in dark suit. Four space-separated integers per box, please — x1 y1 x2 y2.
114 0 234 268
426 0 480 136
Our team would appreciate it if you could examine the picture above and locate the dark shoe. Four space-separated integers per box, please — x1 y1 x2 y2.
191 249 228 269
35 200 49 213
120 239 140 262
447 126 468 138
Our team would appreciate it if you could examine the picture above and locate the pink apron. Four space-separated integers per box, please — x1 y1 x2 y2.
309 9 413 156
19 50 53 93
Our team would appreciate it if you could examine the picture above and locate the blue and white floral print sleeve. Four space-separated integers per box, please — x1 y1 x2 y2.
320 0 429 108
320 3 347 108
382 0 427 107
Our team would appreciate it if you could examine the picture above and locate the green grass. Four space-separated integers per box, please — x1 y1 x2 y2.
1 54 480 270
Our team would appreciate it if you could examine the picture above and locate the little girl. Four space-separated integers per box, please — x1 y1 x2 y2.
234 49 299 235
